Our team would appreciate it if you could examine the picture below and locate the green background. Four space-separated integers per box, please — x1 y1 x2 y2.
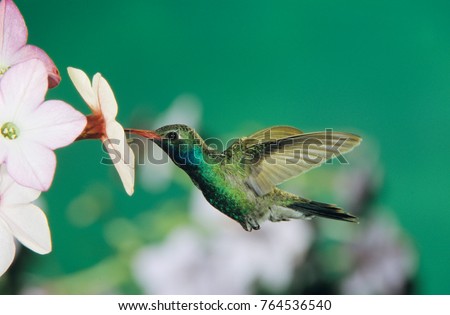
12 0 450 294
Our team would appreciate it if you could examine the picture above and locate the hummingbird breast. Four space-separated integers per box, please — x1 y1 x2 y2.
186 162 269 231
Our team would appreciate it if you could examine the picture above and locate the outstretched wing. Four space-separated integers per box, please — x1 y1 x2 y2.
224 127 362 196
247 125 303 141
223 126 304 164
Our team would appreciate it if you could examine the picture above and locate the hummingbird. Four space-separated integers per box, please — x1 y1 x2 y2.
146 124 361 231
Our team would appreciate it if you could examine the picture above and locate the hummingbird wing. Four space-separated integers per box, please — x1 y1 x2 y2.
223 126 304 164
246 125 304 141
225 128 362 196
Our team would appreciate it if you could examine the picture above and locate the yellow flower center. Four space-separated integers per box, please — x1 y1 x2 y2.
0 65 9 75
1 122 19 140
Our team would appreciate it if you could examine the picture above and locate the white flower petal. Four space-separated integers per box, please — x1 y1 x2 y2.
98 76 118 121
21 100 86 150
92 73 101 100
0 138 7 163
67 67 99 112
1 204 51 254
0 165 40 205
0 219 15 277
0 60 47 121
104 121 135 195
6 140 56 191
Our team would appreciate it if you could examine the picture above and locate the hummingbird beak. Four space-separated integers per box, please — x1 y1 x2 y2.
125 128 161 140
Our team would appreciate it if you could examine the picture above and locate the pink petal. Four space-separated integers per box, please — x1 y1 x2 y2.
0 219 15 276
67 67 100 112
98 76 118 121
10 45 61 88
1 204 51 254
0 137 6 163
0 164 40 205
0 59 47 121
6 140 56 191
21 100 86 150
104 121 135 195
0 0 27 63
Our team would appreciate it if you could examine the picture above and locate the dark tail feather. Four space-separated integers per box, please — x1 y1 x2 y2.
289 200 358 223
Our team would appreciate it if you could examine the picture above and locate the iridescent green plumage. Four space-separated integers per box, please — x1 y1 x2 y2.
153 124 361 231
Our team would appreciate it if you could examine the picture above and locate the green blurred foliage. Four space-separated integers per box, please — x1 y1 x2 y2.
7 0 450 294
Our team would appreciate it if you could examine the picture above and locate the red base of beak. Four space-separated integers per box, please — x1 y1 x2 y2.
125 128 161 140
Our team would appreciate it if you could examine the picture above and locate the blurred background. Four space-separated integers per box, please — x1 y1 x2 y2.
1 0 449 294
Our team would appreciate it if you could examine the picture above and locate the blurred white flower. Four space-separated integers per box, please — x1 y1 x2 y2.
154 94 202 129
132 189 313 294
0 165 51 276
68 67 135 195
340 214 417 294
133 228 208 294
138 141 173 193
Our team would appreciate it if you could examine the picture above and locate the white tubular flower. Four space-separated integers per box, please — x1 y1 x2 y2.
67 67 135 195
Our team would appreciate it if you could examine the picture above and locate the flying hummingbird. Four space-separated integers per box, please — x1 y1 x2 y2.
141 124 361 231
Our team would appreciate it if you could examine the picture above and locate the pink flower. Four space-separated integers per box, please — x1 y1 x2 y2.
0 165 51 276
0 60 87 191
0 0 60 88
68 67 135 195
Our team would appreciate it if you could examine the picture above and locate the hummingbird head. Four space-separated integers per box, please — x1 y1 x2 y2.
153 124 207 168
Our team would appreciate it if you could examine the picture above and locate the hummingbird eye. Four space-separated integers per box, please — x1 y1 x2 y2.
166 131 179 141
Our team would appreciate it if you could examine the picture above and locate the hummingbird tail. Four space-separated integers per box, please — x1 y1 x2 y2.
286 200 358 223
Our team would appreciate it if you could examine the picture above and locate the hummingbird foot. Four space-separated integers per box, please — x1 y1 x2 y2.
241 217 261 232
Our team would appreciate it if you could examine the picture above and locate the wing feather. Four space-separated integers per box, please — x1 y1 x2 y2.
246 126 303 142
245 131 361 196
223 126 361 196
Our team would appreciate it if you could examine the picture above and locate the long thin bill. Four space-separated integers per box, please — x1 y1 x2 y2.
125 128 161 140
